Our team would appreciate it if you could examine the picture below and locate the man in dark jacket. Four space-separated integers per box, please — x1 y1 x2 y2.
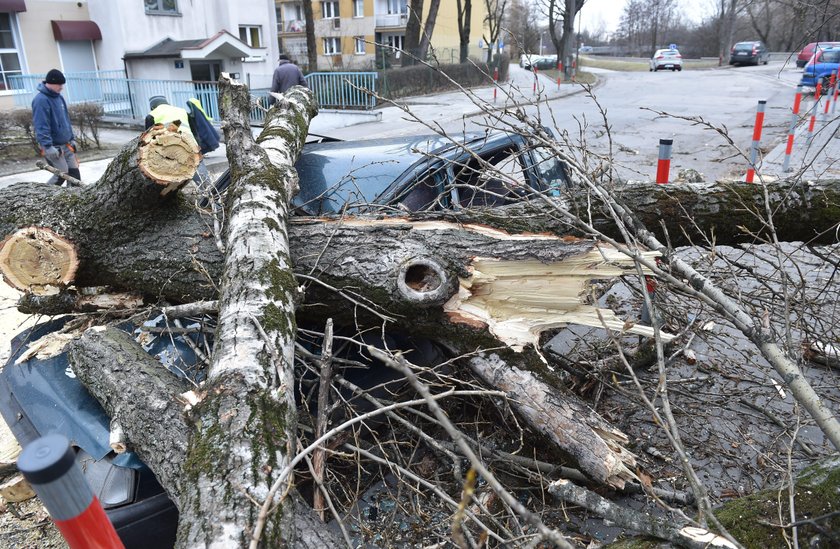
269 54 307 104
31 69 80 186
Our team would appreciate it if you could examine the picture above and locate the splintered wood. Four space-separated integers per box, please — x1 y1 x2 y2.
138 123 201 189
444 245 671 351
0 227 78 295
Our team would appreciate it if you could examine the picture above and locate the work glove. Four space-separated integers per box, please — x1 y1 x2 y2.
69 139 78 152
44 146 60 163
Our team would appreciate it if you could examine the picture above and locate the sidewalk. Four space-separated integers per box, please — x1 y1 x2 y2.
0 64 587 189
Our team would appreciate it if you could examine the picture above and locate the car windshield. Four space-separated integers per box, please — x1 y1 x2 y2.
659 50 679 57
819 51 840 63
294 136 455 214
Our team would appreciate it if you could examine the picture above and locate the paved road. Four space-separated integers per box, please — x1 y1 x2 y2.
3 59 837 188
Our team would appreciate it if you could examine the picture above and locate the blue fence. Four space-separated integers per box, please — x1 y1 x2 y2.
10 70 378 125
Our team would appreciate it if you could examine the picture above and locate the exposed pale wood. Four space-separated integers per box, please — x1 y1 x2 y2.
0 227 78 294
469 353 637 489
0 475 35 503
0 416 21 478
137 123 200 191
109 420 127 454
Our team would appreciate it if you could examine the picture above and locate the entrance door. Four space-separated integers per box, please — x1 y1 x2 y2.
190 61 222 82
58 40 98 101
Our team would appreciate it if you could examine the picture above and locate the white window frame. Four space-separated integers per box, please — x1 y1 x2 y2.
0 12 24 93
145 0 180 15
387 34 404 58
353 0 364 18
322 1 339 19
323 37 341 56
355 36 366 55
387 0 407 15
238 25 263 48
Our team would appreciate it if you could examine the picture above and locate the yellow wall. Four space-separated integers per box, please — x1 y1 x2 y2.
1 1 92 110
18 1 93 74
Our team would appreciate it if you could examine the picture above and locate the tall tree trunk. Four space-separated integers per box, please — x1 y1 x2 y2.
418 0 442 61
404 0 425 65
457 0 472 63
304 0 318 71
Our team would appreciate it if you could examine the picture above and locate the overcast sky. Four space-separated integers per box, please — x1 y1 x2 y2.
578 0 711 36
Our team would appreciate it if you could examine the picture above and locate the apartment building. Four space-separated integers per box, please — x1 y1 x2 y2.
276 0 486 71
0 0 278 109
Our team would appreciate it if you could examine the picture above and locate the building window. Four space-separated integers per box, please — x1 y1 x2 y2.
387 34 404 58
239 26 262 48
0 13 23 91
353 0 364 17
323 37 340 56
322 1 339 19
144 0 179 14
387 0 407 15
355 36 366 54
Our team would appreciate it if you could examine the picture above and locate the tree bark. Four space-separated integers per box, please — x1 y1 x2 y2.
4 181 839 310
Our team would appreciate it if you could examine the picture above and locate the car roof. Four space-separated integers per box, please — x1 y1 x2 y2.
293 131 521 214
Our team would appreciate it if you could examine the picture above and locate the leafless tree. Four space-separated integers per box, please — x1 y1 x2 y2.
457 0 473 62
482 0 508 62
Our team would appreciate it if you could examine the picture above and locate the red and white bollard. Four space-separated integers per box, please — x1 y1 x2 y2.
806 81 823 147
18 434 124 549
493 67 499 102
745 100 767 183
571 60 577 82
782 86 803 172
832 69 840 115
557 60 563 89
821 72 835 123
656 138 672 184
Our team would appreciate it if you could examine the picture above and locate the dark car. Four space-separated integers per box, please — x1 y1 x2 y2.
292 130 569 215
801 46 840 91
1 130 569 547
729 41 770 66
0 317 192 548
796 42 840 68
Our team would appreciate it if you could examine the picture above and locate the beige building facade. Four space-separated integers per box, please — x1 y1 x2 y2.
275 0 487 71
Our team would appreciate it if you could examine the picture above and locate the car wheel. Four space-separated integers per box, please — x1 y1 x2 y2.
677 66 682 71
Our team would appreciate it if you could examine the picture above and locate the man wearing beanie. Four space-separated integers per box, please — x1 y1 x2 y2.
31 69 80 185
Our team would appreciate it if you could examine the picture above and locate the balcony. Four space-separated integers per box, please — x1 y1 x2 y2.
375 13 407 28
280 20 306 33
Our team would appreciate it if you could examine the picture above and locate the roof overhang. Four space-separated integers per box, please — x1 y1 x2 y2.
180 30 263 60
51 20 102 41
0 0 26 12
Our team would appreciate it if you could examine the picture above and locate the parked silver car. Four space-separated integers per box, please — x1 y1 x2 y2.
649 49 683 72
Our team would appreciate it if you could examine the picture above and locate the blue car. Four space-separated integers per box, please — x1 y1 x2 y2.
801 46 840 92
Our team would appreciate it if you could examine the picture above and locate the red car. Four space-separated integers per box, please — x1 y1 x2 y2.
796 41 840 68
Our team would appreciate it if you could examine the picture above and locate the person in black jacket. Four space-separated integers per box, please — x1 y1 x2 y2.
269 54 307 105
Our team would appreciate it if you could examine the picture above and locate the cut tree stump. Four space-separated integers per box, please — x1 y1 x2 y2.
137 123 200 195
0 227 78 295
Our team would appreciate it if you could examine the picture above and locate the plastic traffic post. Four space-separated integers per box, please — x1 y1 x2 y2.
822 73 835 122
572 59 577 82
557 60 563 88
782 86 803 172
493 67 499 102
656 139 673 184
18 434 125 549
832 69 840 115
806 81 822 147
745 100 767 183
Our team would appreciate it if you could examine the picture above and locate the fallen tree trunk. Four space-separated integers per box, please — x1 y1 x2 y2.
3 180 840 302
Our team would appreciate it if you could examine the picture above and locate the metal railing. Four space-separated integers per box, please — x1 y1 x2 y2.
10 69 379 124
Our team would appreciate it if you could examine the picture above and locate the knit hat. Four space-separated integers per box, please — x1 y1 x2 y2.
149 95 167 110
45 69 66 85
